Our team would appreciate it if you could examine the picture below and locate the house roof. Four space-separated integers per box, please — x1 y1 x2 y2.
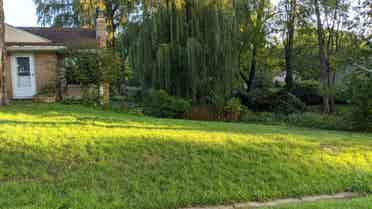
18 27 97 48
5 24 52 44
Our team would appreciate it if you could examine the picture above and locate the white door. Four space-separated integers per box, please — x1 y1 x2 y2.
11 54 37 99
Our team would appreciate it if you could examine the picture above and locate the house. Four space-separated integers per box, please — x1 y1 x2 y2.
3 14 106 100
273 71 300 86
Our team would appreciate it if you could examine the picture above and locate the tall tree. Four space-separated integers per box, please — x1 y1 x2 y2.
0 0 7 106
313 0 349 113
279 0 298 90
236 0 274 92
129 0 241 103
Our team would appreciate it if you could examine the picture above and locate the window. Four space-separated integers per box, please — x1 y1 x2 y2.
16 57 31 76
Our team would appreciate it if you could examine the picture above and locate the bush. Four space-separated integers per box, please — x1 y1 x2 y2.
272 91 306 114
241 110 281 124
224 98 245 121
143 89 191 118
186 98 244 122
241 111 353 132
291 80 323 105
65 49 121 86
286 112 352 131
237 88 275 112
238 89 305 114
254 72 273 89
37 82 56 96
348 71 372 132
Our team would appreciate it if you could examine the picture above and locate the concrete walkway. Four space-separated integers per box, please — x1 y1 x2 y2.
181 192 360 209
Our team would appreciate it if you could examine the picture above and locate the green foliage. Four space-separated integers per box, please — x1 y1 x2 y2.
33 0 134 37
224 98 245 121
239 89 305 114
291 80 323 105
224 98 244 114
272 91 306 114
81 85 101 105
241 111 353 132
129 0 241 103
37 82 56 96
143 89 191 118
64 49 121 104
241 110 280 124
348 71 372 132
238 88 275 112
286 112 352 131
254 72 274 89
65 49 121 86
186 97 244 122
0 103 371 209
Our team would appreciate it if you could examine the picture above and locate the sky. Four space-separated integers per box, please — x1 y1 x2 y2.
5 0 38 27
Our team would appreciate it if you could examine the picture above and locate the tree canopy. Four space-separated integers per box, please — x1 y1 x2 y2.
34 0 371 109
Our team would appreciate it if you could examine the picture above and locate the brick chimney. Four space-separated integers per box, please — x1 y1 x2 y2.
96 9 107 49
96 9 110 109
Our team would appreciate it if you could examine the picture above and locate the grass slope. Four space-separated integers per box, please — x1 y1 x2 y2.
0 102 371 209
261 196 372 209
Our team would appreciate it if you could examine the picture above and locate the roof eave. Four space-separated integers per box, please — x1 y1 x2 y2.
6 45 67 52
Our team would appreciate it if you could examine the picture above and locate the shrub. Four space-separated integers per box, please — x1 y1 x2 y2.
65 49 121 104
348 71 372 132
241 111 282 124
65 49 121 86
291 80 323 105
238 89 305 114
224 98 245 121
208 93 226 117
241 111 353 132
81 85 101 105
237 88 275 112
143 89 191 118
37 82 56 96
286 112 352 131
272 91 306 114
254 72 273 89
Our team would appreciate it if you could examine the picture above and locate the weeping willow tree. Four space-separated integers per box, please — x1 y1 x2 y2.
129 0 241 104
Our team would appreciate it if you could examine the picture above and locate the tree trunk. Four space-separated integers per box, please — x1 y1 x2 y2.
0 0 8 106
284 0 296 91
314 0 334 114
56 53 67 101
284 42 294 90
185 0 192 36
247 45 257 92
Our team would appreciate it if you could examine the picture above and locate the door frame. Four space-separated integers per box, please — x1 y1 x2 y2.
11 53 37 99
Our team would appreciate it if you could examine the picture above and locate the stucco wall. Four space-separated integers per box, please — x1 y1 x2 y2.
6 51 58 99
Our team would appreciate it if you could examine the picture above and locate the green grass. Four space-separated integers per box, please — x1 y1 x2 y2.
260 196 372 209
0 102 371 209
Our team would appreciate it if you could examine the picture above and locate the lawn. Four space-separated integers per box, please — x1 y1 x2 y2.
260 196 372 209
0 102 371 209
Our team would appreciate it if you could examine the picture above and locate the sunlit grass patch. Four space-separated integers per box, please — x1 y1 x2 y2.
0 102 371 209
